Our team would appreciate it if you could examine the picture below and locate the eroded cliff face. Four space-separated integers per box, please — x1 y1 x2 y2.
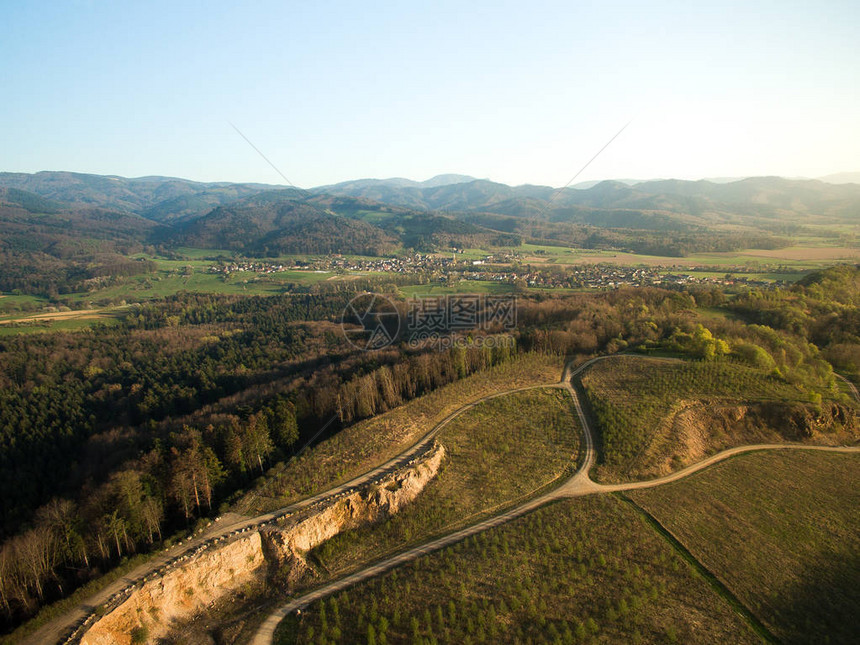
639 399 858 478
78 442 445 645
261 442 446 582
81 533 265 645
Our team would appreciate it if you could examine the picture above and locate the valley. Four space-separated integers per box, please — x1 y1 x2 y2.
0 171 857 645
6 3 859 642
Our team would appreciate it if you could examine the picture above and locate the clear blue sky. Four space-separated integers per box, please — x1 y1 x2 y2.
2 0 857 187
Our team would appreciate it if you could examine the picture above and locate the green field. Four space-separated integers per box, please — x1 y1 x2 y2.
71 264 335 302
401 280 516 296
630 450 860 644
0 293 47 312
515 242 860 271
307 387 580 578
278 496 758 645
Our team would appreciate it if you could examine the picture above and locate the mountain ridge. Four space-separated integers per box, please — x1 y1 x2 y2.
1 170 857 260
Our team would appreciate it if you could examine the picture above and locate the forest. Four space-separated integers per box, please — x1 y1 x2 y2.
0 266 857 633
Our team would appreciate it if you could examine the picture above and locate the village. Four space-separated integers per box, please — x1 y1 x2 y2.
207 253 782 291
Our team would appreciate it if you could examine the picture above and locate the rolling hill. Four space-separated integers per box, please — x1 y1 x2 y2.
0 171 857 263
0 171 281 222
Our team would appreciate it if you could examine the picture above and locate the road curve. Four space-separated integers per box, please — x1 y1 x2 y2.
555 443 860 496
251 358 604 644
251 355 860 645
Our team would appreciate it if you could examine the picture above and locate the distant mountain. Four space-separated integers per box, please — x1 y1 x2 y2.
0 171 281 222
420 174 480 187
317 174 478 191
311 174 482 212
317 174 860 229
2 170 858 260
571 178 645 189
819 172 860 185
633 176 860 220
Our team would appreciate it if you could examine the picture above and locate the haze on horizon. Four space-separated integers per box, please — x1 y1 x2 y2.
1 1 858 188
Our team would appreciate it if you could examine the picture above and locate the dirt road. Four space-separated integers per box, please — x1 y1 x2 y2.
26 380 566 645
250 357 859 645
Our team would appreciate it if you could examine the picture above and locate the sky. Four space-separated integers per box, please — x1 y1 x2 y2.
1 0 858 188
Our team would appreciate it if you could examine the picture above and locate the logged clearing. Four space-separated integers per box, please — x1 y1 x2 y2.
630 450 860 644
282 496 758 645
235 353 564 515
580 356 857 483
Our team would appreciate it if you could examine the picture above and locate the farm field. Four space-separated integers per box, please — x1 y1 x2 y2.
630 450 860 644
0 307 127 335
277 495 759 645
515 242 860 269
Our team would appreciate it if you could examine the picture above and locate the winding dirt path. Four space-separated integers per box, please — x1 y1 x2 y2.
250 357 859 645
35 355 858 644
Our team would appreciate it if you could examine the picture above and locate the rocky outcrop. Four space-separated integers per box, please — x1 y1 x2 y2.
640 399 858 478
78 442 445 645
261 442 446 583
81 533 265 645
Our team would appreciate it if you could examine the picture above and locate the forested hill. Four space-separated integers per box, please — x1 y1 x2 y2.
174 191 400 255
173 190 520 254
317 176 860 225
1 171 858 264
0 171 280 223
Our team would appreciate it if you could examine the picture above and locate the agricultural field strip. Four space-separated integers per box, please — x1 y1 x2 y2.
30 380 567 645
251 355 860 645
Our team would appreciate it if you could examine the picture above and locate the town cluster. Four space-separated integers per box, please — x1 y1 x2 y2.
207 254 782 290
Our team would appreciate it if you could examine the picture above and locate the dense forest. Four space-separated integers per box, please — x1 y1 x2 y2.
0 293 517 628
